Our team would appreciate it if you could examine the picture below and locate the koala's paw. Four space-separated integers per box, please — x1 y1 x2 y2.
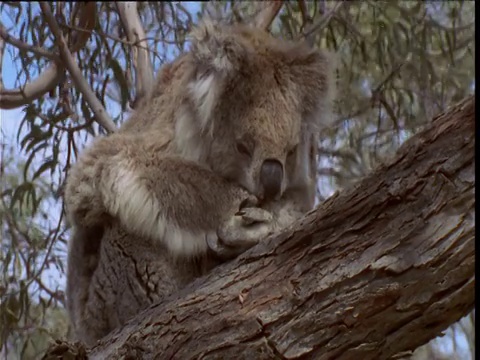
207 207 274 260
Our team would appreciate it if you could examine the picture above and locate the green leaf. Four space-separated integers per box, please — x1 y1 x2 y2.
32 159 56 181
109 58 130 110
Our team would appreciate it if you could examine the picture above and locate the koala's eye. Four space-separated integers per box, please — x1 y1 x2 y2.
287 145 298 157
236 142 252 157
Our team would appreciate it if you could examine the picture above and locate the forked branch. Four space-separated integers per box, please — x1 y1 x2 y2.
39 2 117 133
0 3 99 114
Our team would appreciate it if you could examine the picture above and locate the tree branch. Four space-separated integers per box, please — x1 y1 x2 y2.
68 2 97 53
298 1 346 45
0 26 4 96
39 2 117 133
77 96 474 359
0 23 59 61
0 63 65 109
252 1 284 31
297 0 310 26
0 3 96 110
0 11 65 110
116 2 154 107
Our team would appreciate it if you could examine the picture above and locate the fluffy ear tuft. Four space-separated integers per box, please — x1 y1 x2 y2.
288 47 337 131
188 20 248 74
187 20 249 134
187 72 219 134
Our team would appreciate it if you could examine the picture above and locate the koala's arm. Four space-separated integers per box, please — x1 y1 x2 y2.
64 133 254 257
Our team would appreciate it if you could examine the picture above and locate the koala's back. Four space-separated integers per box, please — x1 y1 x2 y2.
68 221 219 346
119 54 190 135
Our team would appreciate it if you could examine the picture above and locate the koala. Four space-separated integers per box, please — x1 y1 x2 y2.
64 20 335 346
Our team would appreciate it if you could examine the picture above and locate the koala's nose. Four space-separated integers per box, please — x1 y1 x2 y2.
260 159 283 200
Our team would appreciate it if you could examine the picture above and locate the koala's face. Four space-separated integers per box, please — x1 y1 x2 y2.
207 67 303 201
182 21 334 201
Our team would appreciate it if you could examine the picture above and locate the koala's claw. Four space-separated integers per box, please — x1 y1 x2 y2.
219 207 273 246
208 207 274 260
235 207 273 225
238 194 259 210
206 232 235 260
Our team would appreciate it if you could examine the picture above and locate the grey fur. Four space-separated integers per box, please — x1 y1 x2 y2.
64 20 335 346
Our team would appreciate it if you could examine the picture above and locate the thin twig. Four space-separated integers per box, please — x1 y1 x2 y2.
39 2 117 133
58 22 165 64
331 13 362 39
36 277 65 306
333 60 406 127
298 1 346 43
0 23 59 61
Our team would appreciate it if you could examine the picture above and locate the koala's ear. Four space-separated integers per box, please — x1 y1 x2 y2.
288 47 337 130
187 20 249 133
189 20 248 74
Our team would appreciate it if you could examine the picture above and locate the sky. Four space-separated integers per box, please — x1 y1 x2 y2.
1 60 23 148
0 3 473 358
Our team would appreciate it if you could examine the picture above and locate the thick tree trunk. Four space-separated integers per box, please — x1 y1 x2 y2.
64 96 476 359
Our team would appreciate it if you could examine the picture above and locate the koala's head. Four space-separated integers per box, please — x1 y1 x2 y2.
175 20 335 202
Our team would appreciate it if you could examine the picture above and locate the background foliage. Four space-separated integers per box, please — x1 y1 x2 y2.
0 1 474 359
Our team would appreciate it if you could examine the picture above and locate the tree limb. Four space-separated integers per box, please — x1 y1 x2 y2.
115 2 154 107
0 63 65 109
0 22 59 61
0 26 4 95
0 11 65 110
68 2 98 53
297 0 310 26
79 96 474 359
0 3 97 111
39 2 117 133
298 1 346 45
252 1 284 31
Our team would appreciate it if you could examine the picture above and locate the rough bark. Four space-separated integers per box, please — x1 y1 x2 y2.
76 96 474 359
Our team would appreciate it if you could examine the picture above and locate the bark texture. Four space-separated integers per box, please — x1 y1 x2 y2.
85 96 475 359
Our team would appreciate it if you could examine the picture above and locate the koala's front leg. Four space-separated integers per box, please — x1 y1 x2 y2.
65 133 258 258
208 192 310 260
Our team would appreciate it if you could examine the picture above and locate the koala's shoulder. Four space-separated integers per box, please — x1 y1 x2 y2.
119 54 194 134
151 53 191 98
